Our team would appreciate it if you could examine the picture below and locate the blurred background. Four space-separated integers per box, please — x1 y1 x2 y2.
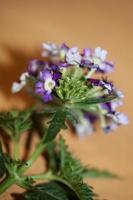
0 0 133 199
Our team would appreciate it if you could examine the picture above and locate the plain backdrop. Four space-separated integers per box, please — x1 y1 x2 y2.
0 0 133 199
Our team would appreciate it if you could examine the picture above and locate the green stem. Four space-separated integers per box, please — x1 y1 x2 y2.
14 139 19 160
0 176 16 195
18 142 46 175
85 68 96 79
0 142 47 195
30 171 54 181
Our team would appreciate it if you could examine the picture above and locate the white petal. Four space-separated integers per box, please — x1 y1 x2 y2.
95 47 107 61
44 78 55 92
76 118 93 138
11 82 24 93
116 113 129 125
101 50 108 60
20 72 29 82
95 47 102 57
42 42 58 51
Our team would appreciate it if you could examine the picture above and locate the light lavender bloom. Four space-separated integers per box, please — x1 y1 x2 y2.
42 42 59 57
107 112 129 125
76 117 93 138
66 47 82 65
82 47 114 73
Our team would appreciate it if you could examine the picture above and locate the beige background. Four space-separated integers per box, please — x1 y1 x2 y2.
0 0 133 199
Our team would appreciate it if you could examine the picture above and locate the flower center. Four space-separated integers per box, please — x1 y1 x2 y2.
44 78 55 92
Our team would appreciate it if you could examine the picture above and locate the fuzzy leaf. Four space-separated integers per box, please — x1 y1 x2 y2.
0 108 34 138
43 109 67 143
24 181 70 200
74 94 117 105
58 137 95 200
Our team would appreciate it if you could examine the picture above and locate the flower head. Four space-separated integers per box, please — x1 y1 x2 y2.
11 42 128 136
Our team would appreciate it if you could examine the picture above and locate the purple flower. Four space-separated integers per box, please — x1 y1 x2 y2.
104 112 129 133
81 47 114 73
82 48 92 58
35 69 56 102
28 59 45 76
89 78 114 92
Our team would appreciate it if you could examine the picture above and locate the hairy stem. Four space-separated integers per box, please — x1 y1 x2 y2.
0 176 16 195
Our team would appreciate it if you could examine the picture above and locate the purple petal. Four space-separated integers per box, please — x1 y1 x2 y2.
100 61 115 73
102 102 113 113
28 59 44 76
82 48 92 57
50 65 58 71
35 81 44 94
59 62 70 68
43 92 53 102
53 71 61 81
60 43 69 51
84 112 97 123
39 69 52 81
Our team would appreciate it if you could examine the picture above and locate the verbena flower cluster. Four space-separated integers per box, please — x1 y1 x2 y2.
12 43 129 137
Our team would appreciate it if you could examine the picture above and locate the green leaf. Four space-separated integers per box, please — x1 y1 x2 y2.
66 109 78 127
74 94 117 105
43 109 67 143
58 137 95 200
24 181 70 200
45 141 60 173
83 167 118 179
0 108 34 138
0 143 6 178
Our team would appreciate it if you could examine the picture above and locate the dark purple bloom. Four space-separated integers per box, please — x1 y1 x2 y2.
53 71 62 81
101 102 113 113
88 78 114 92
84 112 97 123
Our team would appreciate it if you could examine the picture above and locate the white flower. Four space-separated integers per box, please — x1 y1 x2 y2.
116 90 124 98
11 82 25 93
42 42 59 56
66 47 82 65
94 47 108 61
76 117 93 138
107 112 129 125
111 100 123 110
11 72 29 93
